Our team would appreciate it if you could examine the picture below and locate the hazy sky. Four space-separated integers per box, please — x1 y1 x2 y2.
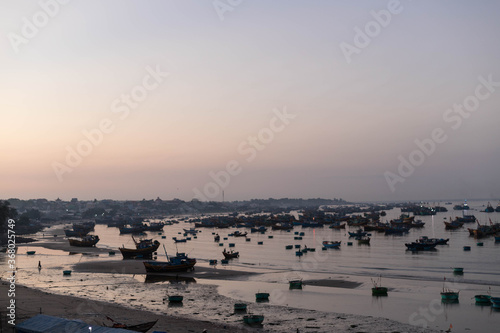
1 0 500 202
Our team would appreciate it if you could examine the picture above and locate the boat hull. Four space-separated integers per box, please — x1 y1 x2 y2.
143 259 196 273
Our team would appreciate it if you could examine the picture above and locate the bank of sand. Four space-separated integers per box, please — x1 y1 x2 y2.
0 282 253 333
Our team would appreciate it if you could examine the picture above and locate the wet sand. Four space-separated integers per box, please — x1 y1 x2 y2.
0 281 254 333
74 259 259 280
302 279 362 289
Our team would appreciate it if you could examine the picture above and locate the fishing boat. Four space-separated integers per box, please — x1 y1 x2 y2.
348 229 367 238
371 276 388 296
26 251 36 255
243 314 264 325
183 228 197 235
453 267 464 274
295 251 303 257
356 236 371 244
233 230 248 237
168 295 184 303
106 317 158 332
68 235 99 247
484 202 494 213
463 246 471 251
221 259 229 264
440 278 459 301
496 202 500 212
285 245 293 249
255 292 269 301
223 249 239 259
119 237 160 259
329 222 346 229
322 241 341 249
172 237 187 243
495 235 500 242
441 290 459 301
214 234 220 242
144 222 165 231
209 259 217 265
143 247 196 273
444 218 464 230
234 303 247 311
491 297 500 309
289 279 303 289
62 270 72 275
63 229 89 237
119 224 146 234
474 295 491 304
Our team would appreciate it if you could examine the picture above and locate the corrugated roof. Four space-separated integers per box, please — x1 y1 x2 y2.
16 314 133 333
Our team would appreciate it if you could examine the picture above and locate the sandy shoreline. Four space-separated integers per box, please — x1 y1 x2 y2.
0 282 254 333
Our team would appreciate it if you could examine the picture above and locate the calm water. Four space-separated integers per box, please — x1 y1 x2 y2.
3 200 500 332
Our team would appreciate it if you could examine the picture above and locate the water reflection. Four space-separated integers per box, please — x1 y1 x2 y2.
144 274 196 284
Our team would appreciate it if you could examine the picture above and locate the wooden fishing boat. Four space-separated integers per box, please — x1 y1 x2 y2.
233 230 248 237
119 237 160 259
223 249 239 259
143 250 196 273
285 245 293 249
214 234 220 242
356 236 371 244
64 229 89 237
234 303 247 311
322 241 341 249
68 235 99 247
172 237 187 243
26 251 36 255
106 317 158 333
329 222 346 229
119 224 146 234
295 251 303 256
463 246 471 251
348 229 367 238
243 314 264 324
289 279 303 289
221 259 229 264
62 270 72 275
209 259 217 265
444 219 464 230
453 267 464 274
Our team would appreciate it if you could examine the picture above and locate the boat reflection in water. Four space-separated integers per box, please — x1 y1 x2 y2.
144 274 196 284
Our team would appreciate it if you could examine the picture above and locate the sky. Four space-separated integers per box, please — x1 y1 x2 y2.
1 0 500 202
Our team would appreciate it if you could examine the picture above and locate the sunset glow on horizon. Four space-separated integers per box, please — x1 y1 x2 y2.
2 0 500 202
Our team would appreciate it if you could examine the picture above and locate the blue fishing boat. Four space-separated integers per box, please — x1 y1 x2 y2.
63 270 72 275
348 229 367 238
453 267 464 274
143 247 196 273
322 241 341 249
